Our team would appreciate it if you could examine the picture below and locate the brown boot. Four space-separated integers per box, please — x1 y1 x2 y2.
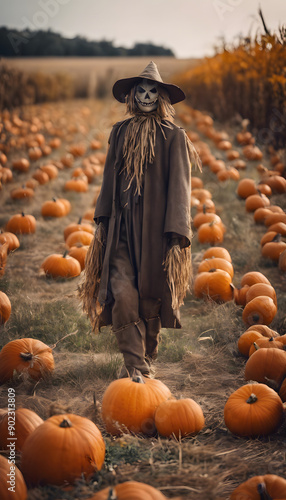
114 319 150 378
139 299 161 364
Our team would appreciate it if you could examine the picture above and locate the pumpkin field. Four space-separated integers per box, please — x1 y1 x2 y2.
0 51 286 500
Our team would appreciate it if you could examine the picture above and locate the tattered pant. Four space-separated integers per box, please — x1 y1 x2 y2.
109 220 161 377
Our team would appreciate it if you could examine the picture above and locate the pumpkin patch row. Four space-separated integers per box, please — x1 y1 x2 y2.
236 172 286 272
41 217 95 277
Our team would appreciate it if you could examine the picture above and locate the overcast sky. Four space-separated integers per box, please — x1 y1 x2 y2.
1 0 285 58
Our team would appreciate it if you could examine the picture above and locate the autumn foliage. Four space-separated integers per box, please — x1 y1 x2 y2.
175 29 286 147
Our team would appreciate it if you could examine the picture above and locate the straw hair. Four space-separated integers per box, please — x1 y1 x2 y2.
164 244 192 310
122 88 175 195
78 222 106 332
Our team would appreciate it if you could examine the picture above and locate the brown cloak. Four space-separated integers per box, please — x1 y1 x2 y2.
91 117 192 330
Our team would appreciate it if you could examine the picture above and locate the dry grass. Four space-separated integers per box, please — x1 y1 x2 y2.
0 94 286 499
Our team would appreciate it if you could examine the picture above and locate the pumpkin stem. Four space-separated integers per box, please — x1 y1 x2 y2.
63 250 69 258
208 268 217 273
272 233 281 243
21 211 25 217
59 418 73 428
253 342 259 350
78 216 82 224
52 197 57 202
246 393 258 404
252 314 260 323
20 352 33 361
132 375 145 384
107 488 117 500
257 482 273 500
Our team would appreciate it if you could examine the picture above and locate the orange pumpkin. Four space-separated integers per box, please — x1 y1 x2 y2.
242 145 263 161
242 296 277 326
193 212 222 229
244 348 286 388
267 221 286 236
0 338 55 384
260 231 280 246
65 230 93 248
68 245 89 271
89 481 168 500
245 324 279 338
248 336 284 357
195 199 216 214
261 174 286 193
40 164 58 179
216 167 240 181
230 474 286 499
12 158 30 173
32 169 49 185
197 220 225 245
193 211 222 229
28 146 42 161
240 271 270 287
0 408 43 451
233 285 250 306
278 378 286 402
64 178 88 192
20 414 105 486
0 242 8 276
279 248 286 271
41 250 81 278
253 207 272 224
101 375 172 436
245 193 270 212
209 159 226 174
226 149 240 161
245 283 277 306
10 186 34 200
202 247 232 262
197 257 234 278
224 383 283 437
261 240 286 261
6 213 36 234
63 217 94 241
0 291 11 325
237 330 263 357
154 398 205 438
264 212 286 227
41 198 68 218
194 269 234 302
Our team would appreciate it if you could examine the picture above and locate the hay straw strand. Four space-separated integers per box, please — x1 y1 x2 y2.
164 244 192 310
77 222 106 332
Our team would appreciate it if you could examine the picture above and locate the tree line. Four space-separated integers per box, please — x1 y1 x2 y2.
0 27 174 57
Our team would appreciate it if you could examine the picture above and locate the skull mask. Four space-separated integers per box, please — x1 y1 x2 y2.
135 79 159 112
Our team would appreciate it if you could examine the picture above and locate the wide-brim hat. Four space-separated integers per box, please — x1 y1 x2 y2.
112 61 185 105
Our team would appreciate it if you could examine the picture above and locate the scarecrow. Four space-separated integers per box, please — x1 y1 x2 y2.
79 61 200 378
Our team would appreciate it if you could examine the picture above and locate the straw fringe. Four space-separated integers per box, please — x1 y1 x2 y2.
164 244 192 310
77 222 106 332
184 131 202 172
123 90 175 195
